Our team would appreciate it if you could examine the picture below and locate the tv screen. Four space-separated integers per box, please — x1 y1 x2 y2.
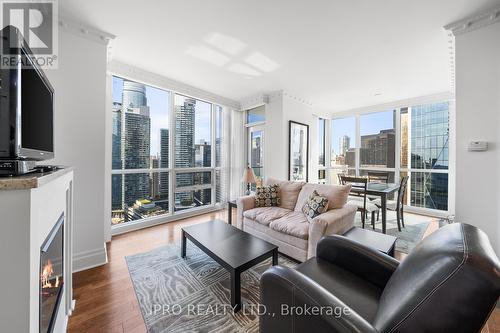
21 51 54 154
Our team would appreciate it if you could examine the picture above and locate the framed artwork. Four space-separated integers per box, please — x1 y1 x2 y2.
288 120 309 182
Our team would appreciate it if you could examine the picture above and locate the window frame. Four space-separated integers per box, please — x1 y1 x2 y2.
110 75 227 233
326 98 454 216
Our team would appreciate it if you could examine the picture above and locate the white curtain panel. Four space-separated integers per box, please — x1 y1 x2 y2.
230 110 245 200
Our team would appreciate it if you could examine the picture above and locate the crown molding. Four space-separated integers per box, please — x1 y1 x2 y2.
239 94 269 111
108 60 241 109
282 90 314 107
444 5 500 36
58 15 116 45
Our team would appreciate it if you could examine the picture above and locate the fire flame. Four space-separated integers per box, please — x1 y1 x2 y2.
41 260 60 288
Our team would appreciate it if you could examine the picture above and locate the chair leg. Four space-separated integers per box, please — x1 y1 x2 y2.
396 209 402 232
371 211 375 229
377 210 380 221
401 207 405 228
361 210 365 229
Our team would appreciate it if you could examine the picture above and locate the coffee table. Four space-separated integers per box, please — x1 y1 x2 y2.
181 220 278 312
343 227 397 257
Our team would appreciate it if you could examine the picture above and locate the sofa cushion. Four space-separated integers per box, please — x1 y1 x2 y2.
254 184 281 207
243 207 291 226
269 212 309 240
302 190 329 221
295 183 351 211
265 178 306 210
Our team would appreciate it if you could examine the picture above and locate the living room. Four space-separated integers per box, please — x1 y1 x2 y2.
0 0 499 332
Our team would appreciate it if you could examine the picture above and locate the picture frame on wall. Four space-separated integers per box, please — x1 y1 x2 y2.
288 120 309 182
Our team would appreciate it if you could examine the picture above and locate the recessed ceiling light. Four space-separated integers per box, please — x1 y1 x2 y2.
374 93 382 96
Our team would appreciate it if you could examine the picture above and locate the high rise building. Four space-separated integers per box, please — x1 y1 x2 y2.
195 141 211 167
360 129 396 168
409 102 449 210
339 135 350 156
175 98 196 208
111 102 122 210
150 157 159 198
159 129 169 204
400 108 409 168
121 81 151 210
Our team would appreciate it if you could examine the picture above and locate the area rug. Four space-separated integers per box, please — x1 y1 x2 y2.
126 244 296 333
354 211 429 254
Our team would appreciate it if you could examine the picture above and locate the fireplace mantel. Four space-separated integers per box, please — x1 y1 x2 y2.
0 168 74 333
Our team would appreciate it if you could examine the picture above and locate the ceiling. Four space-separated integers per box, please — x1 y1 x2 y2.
60 0 499 112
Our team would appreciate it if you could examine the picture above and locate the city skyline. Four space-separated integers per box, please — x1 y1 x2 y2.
112 77 216 224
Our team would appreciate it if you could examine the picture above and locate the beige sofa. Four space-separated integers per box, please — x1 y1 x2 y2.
236 178 357 262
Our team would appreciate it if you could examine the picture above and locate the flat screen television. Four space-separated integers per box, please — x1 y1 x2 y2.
0 25 55 161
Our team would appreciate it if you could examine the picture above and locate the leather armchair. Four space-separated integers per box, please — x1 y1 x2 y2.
260 223 500 333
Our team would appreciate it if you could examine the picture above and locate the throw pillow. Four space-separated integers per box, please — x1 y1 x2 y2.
302 190 329 221
254 184 281 207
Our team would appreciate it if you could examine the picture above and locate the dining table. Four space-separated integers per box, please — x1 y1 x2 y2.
350 182 400 234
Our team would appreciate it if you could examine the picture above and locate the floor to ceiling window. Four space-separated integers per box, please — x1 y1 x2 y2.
330 116 356 182
401 103 449 211
111 76 225 226
246 106 265 188
359 110 396 183
327 101 451 213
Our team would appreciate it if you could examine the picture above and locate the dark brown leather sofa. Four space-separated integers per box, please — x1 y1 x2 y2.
260 223 500 333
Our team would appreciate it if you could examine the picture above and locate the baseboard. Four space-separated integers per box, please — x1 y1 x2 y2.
73 244 108 272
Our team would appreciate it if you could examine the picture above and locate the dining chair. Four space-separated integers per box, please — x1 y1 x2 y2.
341 176 379 229
373 176 409 231
367 171 390 184
367 171 390 205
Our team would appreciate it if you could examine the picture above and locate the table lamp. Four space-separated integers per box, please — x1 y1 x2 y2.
242 165 256 195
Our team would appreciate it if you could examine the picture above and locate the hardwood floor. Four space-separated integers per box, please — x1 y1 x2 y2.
67 210 500 333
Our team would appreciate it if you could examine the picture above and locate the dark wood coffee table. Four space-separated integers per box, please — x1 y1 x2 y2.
181 220 278 312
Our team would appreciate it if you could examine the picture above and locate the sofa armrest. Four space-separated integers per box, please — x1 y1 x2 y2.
236 195 255 229
260 266 377 333
317 235 400 289
307 204 357 259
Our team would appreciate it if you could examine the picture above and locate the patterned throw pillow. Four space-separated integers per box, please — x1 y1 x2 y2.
254 184 281 207
302 190 329 221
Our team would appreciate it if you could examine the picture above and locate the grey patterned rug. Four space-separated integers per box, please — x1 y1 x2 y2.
354 211 429 254
126 244 296 333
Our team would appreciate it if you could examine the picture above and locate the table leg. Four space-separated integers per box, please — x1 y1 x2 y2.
381 194 387 234
231 269 241 312
181 230 186 258
228 204 232 225
272 249 278 266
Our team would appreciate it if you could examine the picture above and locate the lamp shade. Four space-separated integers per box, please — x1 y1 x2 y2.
242 166 256 184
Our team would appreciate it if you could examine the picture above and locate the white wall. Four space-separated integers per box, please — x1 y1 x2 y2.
45 28 108 271
263 91 319 183
455 22 500 255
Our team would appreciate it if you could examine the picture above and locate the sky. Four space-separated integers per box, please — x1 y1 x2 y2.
331 110 394 155
113 76 211 156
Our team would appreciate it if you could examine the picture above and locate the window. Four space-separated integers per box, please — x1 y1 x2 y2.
318 118 326 166
111 76 225 226
331 117 356 168
317 118 326 184
247 105 265 124
326 102 450 212
405 102 449 211
359 110 396 168
249 126 264 185
246 106 265 187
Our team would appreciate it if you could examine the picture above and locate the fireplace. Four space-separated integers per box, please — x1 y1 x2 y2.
39 214 64 333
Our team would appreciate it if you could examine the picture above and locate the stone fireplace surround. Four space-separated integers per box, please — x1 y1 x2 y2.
0 168 74 333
